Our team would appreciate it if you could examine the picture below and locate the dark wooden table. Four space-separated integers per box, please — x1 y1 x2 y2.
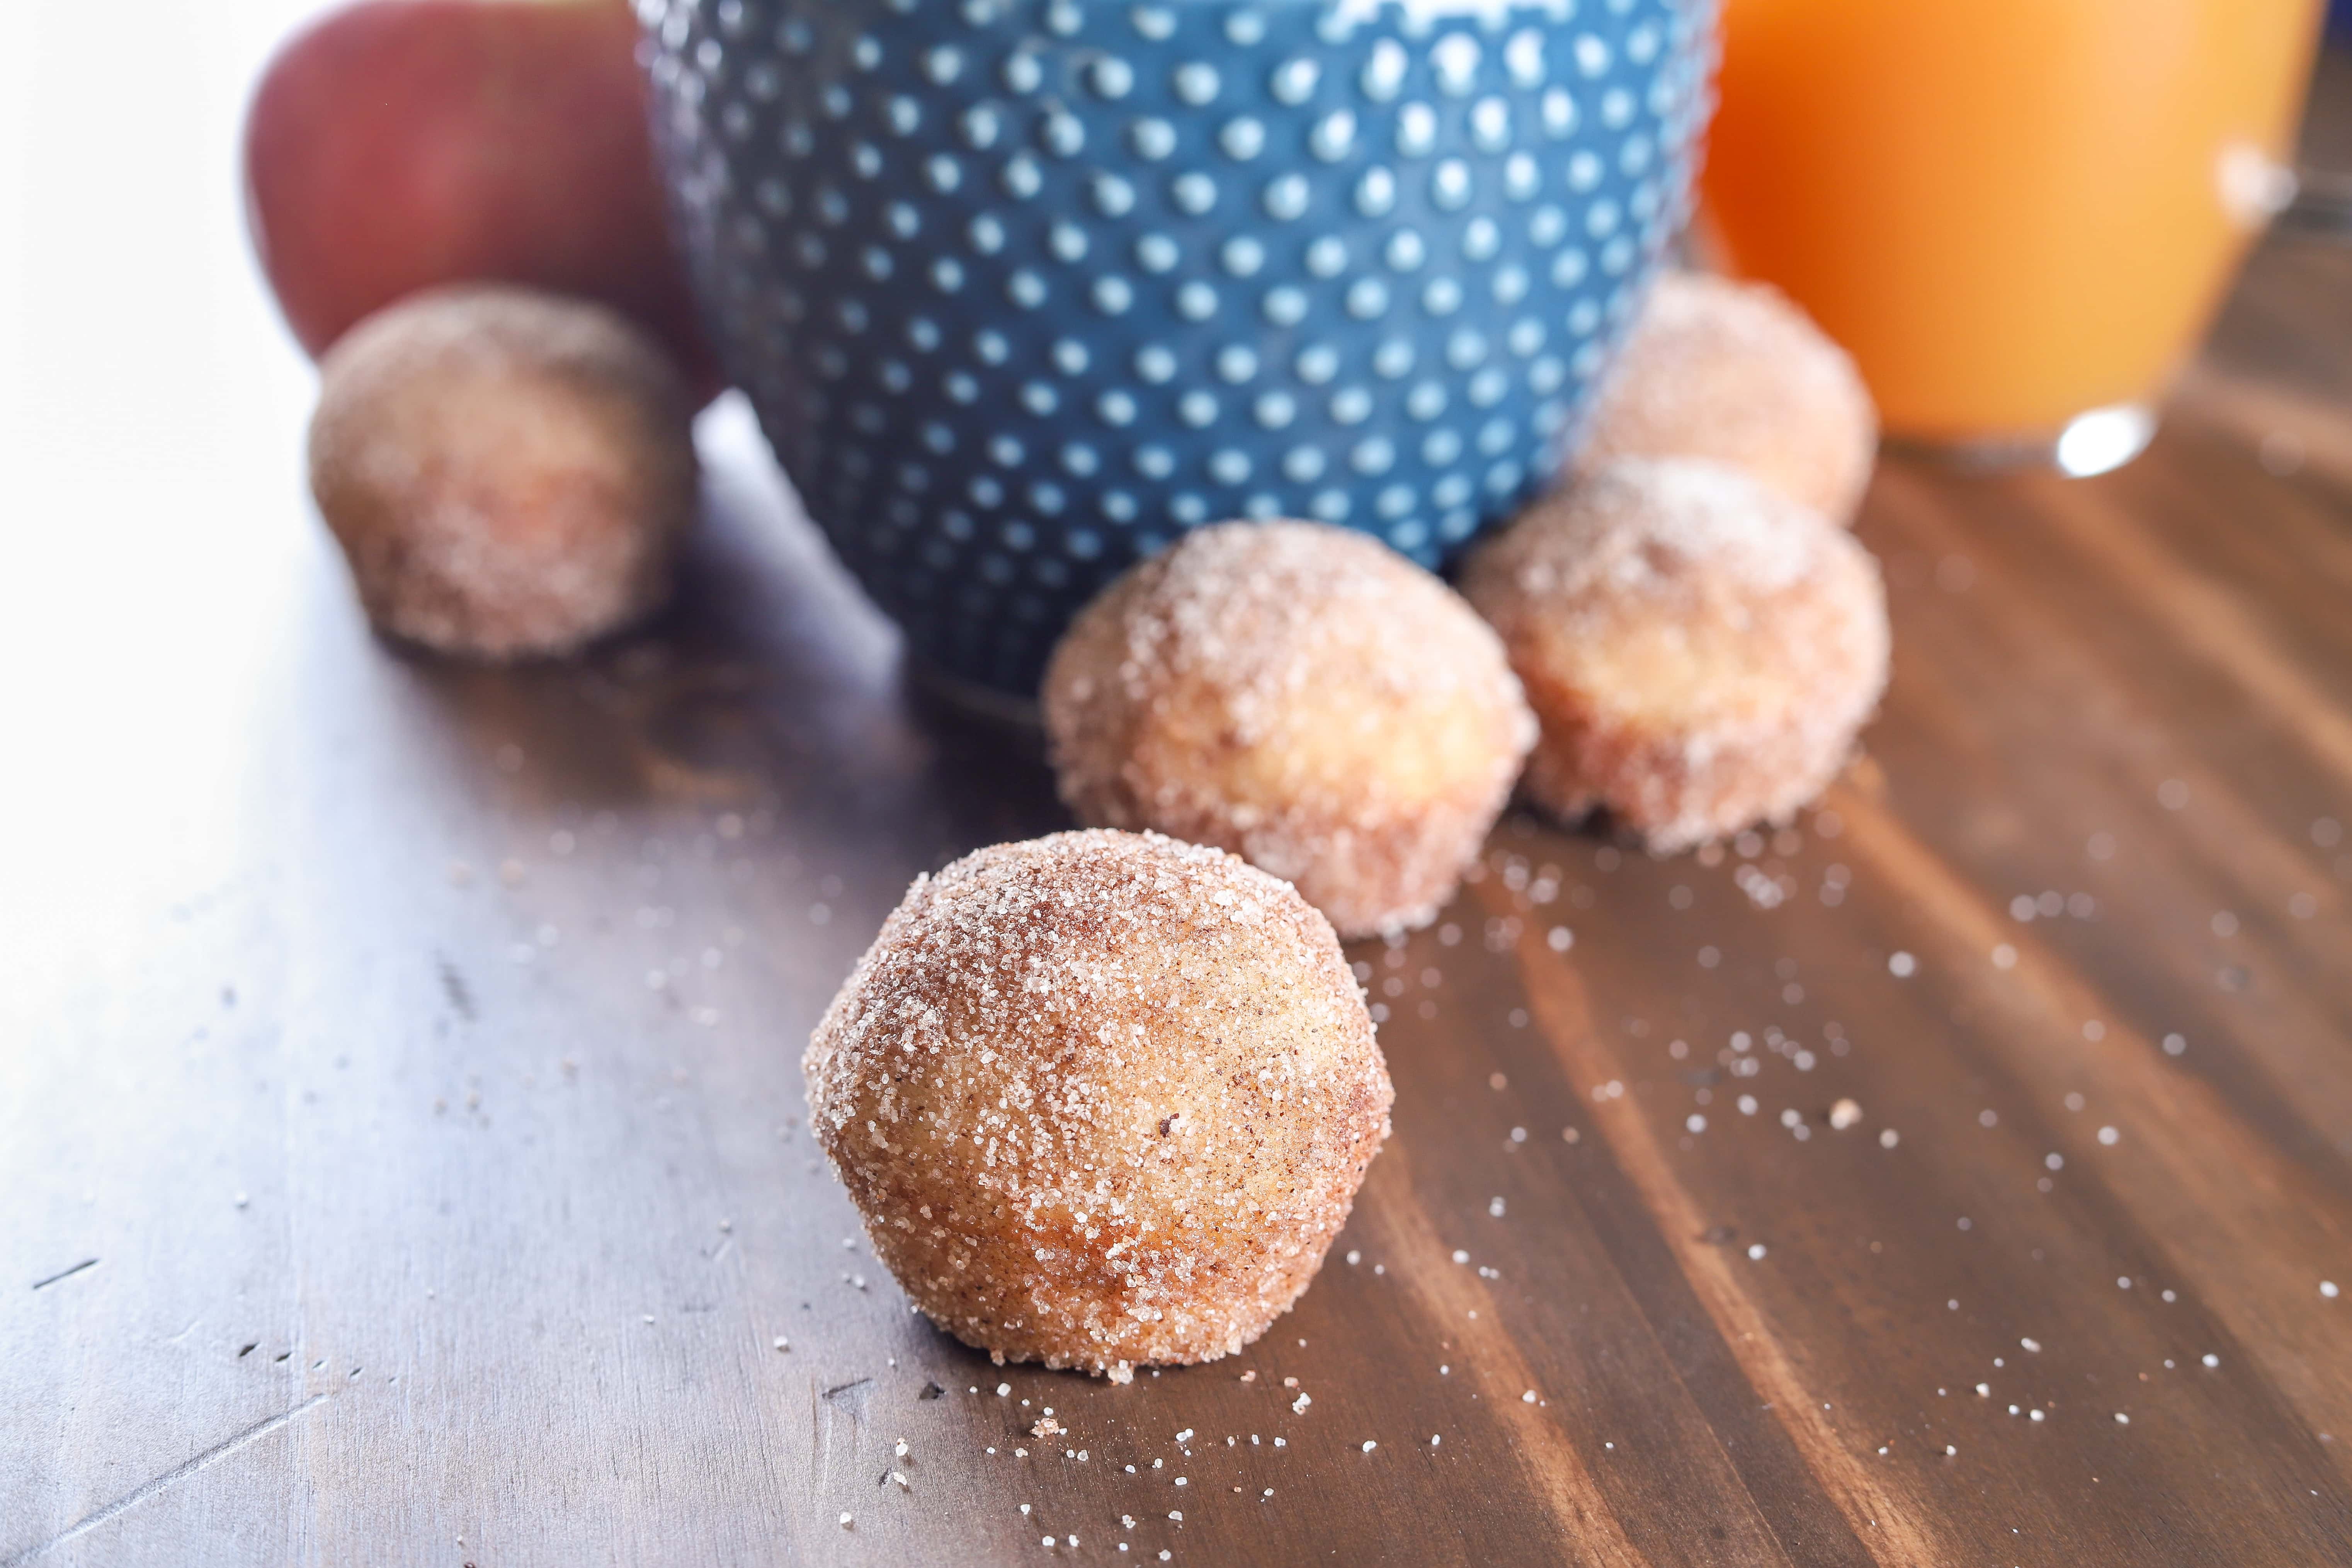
7 22 2352 1566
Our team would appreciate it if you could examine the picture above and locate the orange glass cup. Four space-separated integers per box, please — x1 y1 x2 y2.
1702 0 2325 469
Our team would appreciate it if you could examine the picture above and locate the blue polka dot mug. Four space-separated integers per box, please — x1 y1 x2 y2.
643 0 1714 696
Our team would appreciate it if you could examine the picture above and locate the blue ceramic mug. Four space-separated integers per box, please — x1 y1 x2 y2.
643 0 1714 696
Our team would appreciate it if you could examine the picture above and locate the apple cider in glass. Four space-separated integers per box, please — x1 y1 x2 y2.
1702 0 2324 456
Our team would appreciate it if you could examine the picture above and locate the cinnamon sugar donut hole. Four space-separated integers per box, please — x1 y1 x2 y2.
1577 271 1878 525
308 284 698 660
805 829 1393 1381
1042 521 1534 939
1463 458 1889 853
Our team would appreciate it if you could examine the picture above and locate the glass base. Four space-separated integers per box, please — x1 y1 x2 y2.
1888 403 2157 479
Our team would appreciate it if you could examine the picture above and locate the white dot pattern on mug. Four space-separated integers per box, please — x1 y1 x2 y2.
646 0 1710 692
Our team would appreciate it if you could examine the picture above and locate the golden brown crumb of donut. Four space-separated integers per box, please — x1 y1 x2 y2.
307 283 697 660
1042 521 1534 939
1463 458 1889 853
1575 271 1878 525
805 829 1393 1379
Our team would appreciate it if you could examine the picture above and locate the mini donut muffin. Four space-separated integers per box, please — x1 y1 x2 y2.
308 283 698 660
805 829 1393 1381
1576 271 1878 525
1463 458 1889 853
1042 521 1535 939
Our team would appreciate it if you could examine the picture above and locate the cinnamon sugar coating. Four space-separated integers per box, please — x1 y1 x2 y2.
1576 271 1878 524
1042 521 1534 938
1463 459 1889 853
308 284 697 660
806 830 1393 1381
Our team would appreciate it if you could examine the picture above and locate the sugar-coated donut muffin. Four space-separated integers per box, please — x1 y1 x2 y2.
805 830 1393 1381
1576 271 1877 524
308 284 697 660
1463 458 1889 853
1042 521 1535 939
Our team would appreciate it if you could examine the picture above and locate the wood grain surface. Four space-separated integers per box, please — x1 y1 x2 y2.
4 22 2350 1568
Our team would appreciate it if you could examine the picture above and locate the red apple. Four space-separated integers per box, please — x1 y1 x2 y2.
243 0 721 398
